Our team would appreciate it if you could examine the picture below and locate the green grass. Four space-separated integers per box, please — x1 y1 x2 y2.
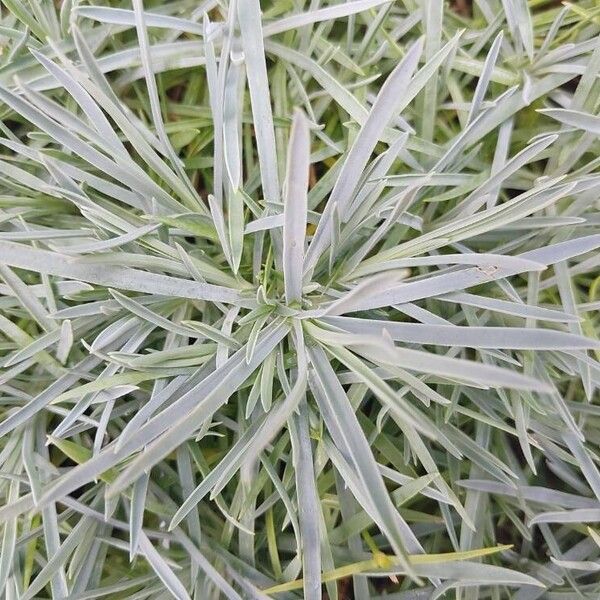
1 0 600 598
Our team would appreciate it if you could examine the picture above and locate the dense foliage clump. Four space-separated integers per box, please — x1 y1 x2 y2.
1 0 600 598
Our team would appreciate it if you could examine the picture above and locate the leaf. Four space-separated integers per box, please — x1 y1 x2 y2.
51 223 160 254
263 0 393 37
529 509 600 526
263 545 541 593
75 6 204 35
539 108 600 135
129 472 149 560
501 0 534 60
288 401 322 600
132 0 200 209
456 480 599 509
308 345 423 578
304 37 426 274
238 0 280 204
0 481 19 593
467 32 504 124
283 108 310 304
228 188 245 274
100 320 290 498
310 326 551 391
321 316 600 350
0 241 242 304
30 49 126 157
223 56 243 192
138 534 191 600
169 368 306 530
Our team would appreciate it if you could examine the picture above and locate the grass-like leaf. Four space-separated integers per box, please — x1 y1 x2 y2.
1 1 600 598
